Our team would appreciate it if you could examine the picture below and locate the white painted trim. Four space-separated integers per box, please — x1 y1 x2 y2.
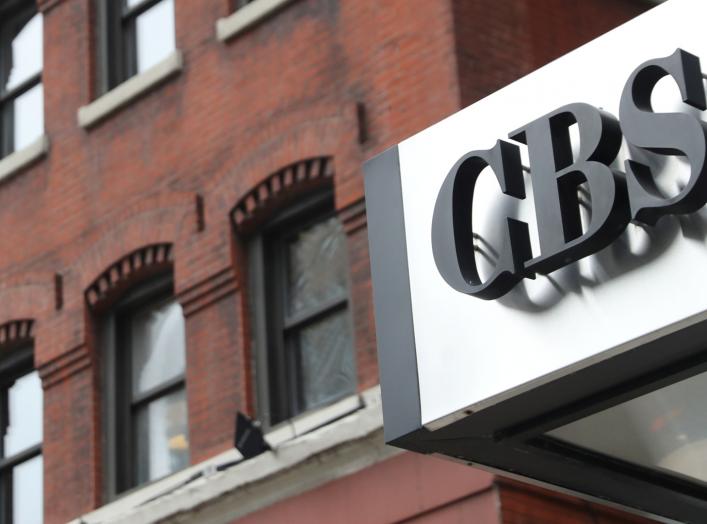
69 386 390 524
216 0 296 42
0 135 49 181
77 51 183 129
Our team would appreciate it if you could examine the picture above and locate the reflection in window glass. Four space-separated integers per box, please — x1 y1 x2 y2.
548 369 707 484
4 370 43 457
298 309 355 410
134 388 189 484
13 83 43 151
13 455 43 524
286 216 348 317
131 299 185 396
135 0 175 73
4 13 42 91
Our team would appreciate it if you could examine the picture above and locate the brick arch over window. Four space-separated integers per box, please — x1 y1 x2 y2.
231 156 334 233
0 319 34 348
85 243 173 309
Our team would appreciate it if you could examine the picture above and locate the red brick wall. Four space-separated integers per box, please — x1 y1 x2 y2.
226 456 661 524
497 480 658 524
451 0 648 108
233 453 498 524
0 0 653 522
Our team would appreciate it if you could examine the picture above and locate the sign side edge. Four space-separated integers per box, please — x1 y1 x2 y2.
364 146 422 443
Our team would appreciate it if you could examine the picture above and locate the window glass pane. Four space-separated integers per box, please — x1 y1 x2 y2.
135 0 175 74
286 216 348 317
4 13 42 92
134 388 189 484
12 454 43 524
297 309 355 411
13 82 43 151
548 369 707 484
131 298 186 397
125 0 149 8
4 370 42 457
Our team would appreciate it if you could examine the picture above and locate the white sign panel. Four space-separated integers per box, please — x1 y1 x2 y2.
393 0 707 429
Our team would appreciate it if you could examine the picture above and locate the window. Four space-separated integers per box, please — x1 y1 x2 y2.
0 2 43 158
102 275 188 497
97 0 175 93
0 344 43 524
249 190 356 427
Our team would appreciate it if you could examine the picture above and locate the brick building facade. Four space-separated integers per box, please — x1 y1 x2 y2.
0 0 660 522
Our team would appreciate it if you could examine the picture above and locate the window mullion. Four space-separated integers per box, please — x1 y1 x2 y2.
121 14 138 81
0 72 41 104
278 228 304 418
104 0 130 92
0 34 5 101
282 295 348 332
1 99 12 158
1 469 11 524
272 236 293 423
283 331 302 419
115 312 133 493
0 389 6 460
130 375 185 407
0 443 41 472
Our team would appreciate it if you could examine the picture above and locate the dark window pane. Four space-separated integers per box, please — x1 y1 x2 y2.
134 388 189 484
3 370 42 457
130 298 186 397
297 309 355 410
12 454 43 524
13 82 43 150
3 13 42 92
286 216 348 317
135 0 175 74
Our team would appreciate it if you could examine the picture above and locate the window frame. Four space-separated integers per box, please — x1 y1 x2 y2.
0 1 42 158
249 189 356 429
233 0 257 10
0 344 41 524
101 273 188 499
95 0 170 94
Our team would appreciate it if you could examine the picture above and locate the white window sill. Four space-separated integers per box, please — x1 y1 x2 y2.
264 391 364 447
68 386 389 524
216 0 296 42
0 135 49 181
77 50 183 129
